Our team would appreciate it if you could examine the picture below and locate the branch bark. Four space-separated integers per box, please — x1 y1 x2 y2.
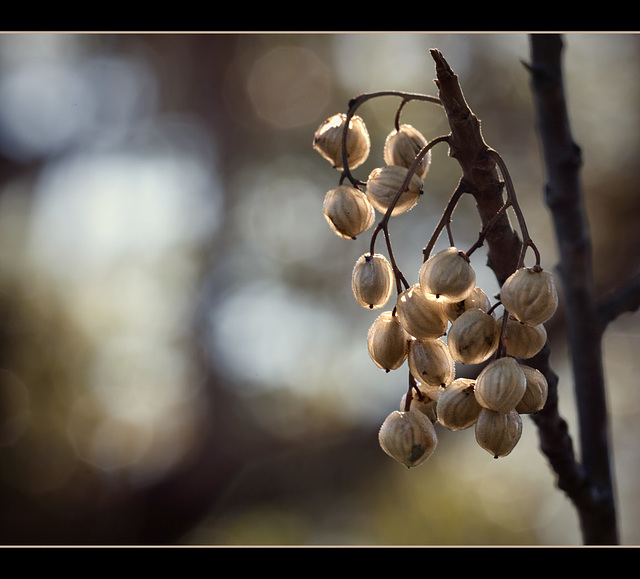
429 49 521 284
527 33 618 545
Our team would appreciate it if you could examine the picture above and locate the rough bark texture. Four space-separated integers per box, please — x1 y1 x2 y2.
430 49 522 284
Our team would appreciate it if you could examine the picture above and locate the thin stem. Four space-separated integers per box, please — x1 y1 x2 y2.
445 222 455 247
403 371 424 412
341 91 442 185
487 148 541 268
370 135 450 291
466 199 510 259
422 181 466 261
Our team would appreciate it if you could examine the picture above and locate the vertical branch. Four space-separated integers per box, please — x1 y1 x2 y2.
429 49 522 284
527 33 618 545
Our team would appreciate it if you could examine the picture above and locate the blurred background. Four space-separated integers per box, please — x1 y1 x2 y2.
0 32 639 546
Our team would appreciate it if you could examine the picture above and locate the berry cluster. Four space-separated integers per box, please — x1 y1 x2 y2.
313 94 558 467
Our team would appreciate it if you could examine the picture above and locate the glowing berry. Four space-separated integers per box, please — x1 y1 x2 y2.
475 407 523 458
436 378 482 431
367 311 410 372
408 337 455 392
352 253 394 309
419 247 476 303
444 286 492 322
395 284 448 340
500 266 558 326
313 113 371 170
400 391 438 423
499 314 547 359
447 308 500 365
515 364 548 414
474 356 526 414
383 124 431 178
322 184 375 240
365 165 423 216
378 408 437 468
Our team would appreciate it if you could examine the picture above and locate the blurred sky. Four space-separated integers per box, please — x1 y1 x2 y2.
0 32 639 546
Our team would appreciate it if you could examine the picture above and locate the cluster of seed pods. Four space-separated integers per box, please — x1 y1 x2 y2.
314 109 558 467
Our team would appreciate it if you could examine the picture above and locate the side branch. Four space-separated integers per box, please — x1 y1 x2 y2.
596 268 640 332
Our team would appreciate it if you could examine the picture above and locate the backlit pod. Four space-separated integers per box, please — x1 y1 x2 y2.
419 247 476 303
443 286 492 322
408 337 455 392
395 284 448 340
500 266 558 326
515 364 549 414
475 407 523 458
313 113 370 170
499 314 547 359
474 356 526 414
351 253 394 310
383 124 431 178
365 165 423 216
447 308 500 365
367 311 410 372
378 409 438 468
436 378 482 431
322 184 375 240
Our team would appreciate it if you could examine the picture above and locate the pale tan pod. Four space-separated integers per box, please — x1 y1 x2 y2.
395 284 448 340
408 337 455 391
475 407 523 458
383 124 431 178
365 165 423 216
419 247 476 303
367 311 410 372
444 287 492 322
378 409 438 468
500 266 558 326
515 364 549 414
499 314 547 359
312 113 370 170
400 391 438 423
436 378 482 431
447 308 500 365
352 253 394 309
474 356 526 413
322 185 375 240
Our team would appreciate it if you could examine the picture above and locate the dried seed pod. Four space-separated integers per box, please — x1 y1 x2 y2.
444 286 492 322
419 247 476 303
475 407 523 458
436 378 482 431
500 266 558 326
313 113 370 170
378 408 437 468
383 124 431 178
408 337 455 392
322 185 375 240
365 165 423 216
515 364 548 414
447 308 500 365
499 314 547 359
400 391 438 423
352 253 394 310
474 356 526 414
395 284 448 340
367 311 410 372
